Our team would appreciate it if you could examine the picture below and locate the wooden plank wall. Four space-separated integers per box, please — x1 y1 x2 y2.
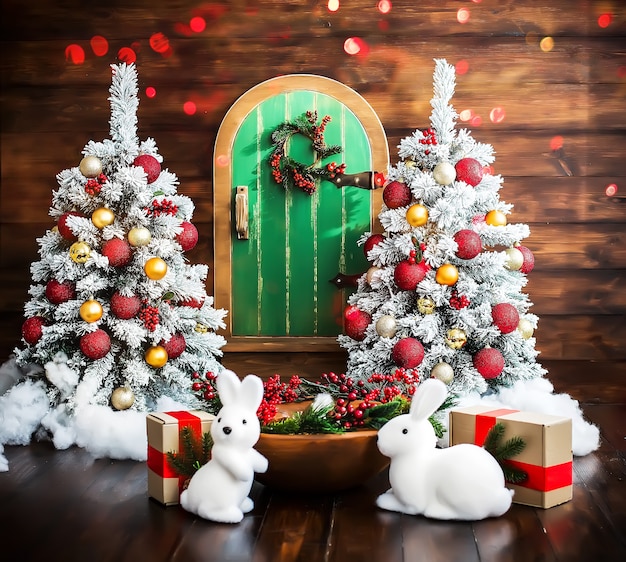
1 0 625 363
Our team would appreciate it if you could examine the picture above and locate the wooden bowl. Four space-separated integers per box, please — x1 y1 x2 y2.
254 430 389 493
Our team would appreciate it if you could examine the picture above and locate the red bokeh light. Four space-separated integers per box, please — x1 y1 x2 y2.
618 66 626 79
470 115 482 126
457 8 470 24
145 87 157 99
344 37 369 56
605 183 618 197
490 107 506 123
117 47 137 64
550 135 564 151
598 14 612 28
377 0 392 14
183 101 197 116
456 59 469 75
150 33 170 53
190 16 206 32
90 36 108 57
216 154 230 167
65 44 85 65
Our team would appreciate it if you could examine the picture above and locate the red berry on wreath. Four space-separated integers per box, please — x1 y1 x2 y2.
22 316 47 345
133 154 161 184
455 158 483 187
80 329 111 360
180 297 204 309
160 332 186 359
58 212 83 241
383 180 412 209
394 259 429 291
453 229 482 259
491 303 520 334
473 347 505 379
392 337 425 369
110 292 141 319
102 238 133 267
516 244 535 274
344 306 371 341
363 233 384 259
175 221 199 252
45 279 76 304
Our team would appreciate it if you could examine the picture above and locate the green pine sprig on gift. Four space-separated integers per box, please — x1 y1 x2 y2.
483 422 528 484
166 426 213 478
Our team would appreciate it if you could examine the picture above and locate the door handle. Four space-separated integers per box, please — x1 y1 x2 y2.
235 186 249 240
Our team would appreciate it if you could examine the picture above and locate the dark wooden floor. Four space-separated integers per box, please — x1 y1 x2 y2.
1 359 625 562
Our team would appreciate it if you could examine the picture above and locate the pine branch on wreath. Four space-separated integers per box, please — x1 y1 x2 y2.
166 426 213 478
483 422 528 484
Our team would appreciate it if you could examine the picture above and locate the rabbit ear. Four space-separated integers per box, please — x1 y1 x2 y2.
409 378 448 421
239 374 264 411
216 369 241 406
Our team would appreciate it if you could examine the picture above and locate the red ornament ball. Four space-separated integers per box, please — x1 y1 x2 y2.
22 316 47 345
45 279 76 304
58 212 83 240
344 305 371 341
180 297 204 309
363 233 384 259
394 259 429 291
176 221 199 252
516 245 535 274
455 158 483 187
161 332 186 359
110 292 141 319
133 154 161 184
491 303 520 334
392 337 425 369
454 229 482 259
473 347 505 379
80 329 111 360
102 238 133 267
383 181 412 209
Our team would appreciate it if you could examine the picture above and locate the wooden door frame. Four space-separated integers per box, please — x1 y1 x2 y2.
213 74 389 352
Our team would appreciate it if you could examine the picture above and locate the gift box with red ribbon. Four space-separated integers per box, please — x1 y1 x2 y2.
146 410 215 506
449 405 573 508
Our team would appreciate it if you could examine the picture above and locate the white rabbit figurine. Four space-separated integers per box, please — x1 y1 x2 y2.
180 370 269 523
376 378 514 520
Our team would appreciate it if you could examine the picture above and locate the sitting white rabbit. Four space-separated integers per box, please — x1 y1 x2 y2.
180 370 269 523
376 378 514 520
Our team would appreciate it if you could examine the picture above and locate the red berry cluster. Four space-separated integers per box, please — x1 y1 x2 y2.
257 374 306 425
270 151 283 184
326 161 346 178
139 303 160 331
308 111 332 153
419 128 438 155
145 199 178 217
291 169 316 194
84 173 107 196
191 371 218 402
450 289 470 309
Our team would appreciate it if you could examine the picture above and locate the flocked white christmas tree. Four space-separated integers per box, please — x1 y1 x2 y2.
14 63 226 420
339 59 546 398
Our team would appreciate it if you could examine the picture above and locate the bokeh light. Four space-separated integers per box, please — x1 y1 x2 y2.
117 47 137 64
540 37 554 52
459 109 474 122
455 60 469 75
216 154 230 167
470 115 483 126
605 183 618 196
457 8 470 24
490 107 506 123
190 16 206 32
598 14 612 28
65 44 85 64
90 36 108 56
377 0 392 14
328 0 340 12
183 101 197 116
145 87 157 99
483 165 494 175
150 33 170 53
550 136 564 151
344 37 369 56
618 66 626 79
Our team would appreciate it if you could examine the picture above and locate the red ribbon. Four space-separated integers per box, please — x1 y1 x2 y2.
473 408 572 492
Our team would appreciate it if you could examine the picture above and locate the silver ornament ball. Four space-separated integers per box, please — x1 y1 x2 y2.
375 315 397 338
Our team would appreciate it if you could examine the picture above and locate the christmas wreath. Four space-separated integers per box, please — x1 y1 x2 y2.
269 110 346 194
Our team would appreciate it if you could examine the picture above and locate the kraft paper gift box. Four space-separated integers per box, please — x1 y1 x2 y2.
146 410 214 506
449 405 573 508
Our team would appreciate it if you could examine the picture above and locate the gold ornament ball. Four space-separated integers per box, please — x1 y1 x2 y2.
504 247 524 271
406 204 429 227
79 155 103 178
366 266 381 285
417 296 435 314
431 362 455 384
69 241 91 264
144 257 167 280
375 315 397 338
435 263 459 286
79 299 103 323
517 318 534 339
92 207 115 229
145 345 168 368
195 322 209 333
485 210 507 226
128 226 152 247
445 328 467 350
111 386 135 410
433 162 456 185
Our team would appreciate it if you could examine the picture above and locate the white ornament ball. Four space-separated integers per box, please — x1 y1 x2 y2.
128 226 152 247
111 386 135 410
79 155 103 178
504 247 524 271
431 362 454 384
366 266 381 285
375 315 397 338
433 162 456 185
517 318 534 339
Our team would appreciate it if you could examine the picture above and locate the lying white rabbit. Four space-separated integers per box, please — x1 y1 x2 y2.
376 378 513 520
180 370 268 523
